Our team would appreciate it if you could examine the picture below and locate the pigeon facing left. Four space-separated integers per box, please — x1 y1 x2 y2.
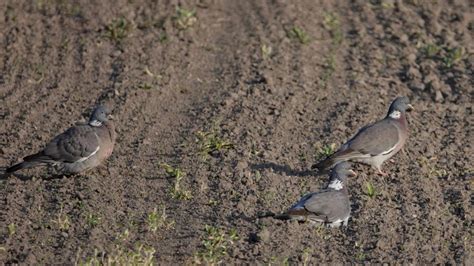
276 162 356 227
6 106 116 175
312 96 413 176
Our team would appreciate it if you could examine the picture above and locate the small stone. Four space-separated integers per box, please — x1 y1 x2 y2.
408 81 425 91
406 66 421 80
407 53 417 63
428 79 441 91
258 227 271 243
399 34 409 43
434 90 444 102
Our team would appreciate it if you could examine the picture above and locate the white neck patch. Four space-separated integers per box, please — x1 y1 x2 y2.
328 179 344 190
389 110 401 119
89 120 102 127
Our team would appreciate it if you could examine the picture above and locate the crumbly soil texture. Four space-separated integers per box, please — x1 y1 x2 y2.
0 0 472 264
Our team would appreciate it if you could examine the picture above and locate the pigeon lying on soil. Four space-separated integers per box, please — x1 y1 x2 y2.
313 96 413 176
6 105 116 175
276 162 356 227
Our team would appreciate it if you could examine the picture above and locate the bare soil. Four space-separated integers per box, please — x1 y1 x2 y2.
0 0 472 264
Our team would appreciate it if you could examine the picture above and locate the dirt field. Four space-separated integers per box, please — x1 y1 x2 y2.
0 0 472 264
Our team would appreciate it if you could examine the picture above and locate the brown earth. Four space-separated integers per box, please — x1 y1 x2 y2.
0 0 473 264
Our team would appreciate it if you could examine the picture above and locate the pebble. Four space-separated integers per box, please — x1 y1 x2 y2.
406 53 417 63
434 90 444 102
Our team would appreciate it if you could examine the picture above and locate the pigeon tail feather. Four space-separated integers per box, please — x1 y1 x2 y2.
6 161 40 173
312 149 356 171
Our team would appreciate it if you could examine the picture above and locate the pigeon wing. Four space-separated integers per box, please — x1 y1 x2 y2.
302 190 349 222
346 119 400 156
38 125 100 163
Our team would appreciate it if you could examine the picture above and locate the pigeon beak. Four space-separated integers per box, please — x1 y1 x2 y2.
108 114 114 120
348 169 357 177
407 104 414 112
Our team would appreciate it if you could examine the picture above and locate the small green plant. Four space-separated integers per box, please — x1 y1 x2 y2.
423 43 441 58
267 256 289 266
85 213 101 228
365 182 376 198
159 32 168 43
105 17 131 42
321 53 337 85
174 7 197 30
356 251 366 261
53 205 71 231
261 44 273 60
261 191 277 206
443 47 463 68
146 205 175 233
117 229 130 242
315 143 336 161
323 12 343 46
138 82 153 90
196 131 233 156
418 156 448 178
355 241 366 261
79 244 155 266
208 199 219 206
194 225 239 265
302 248 312 266
160 163 192 200
7 223 16 236
287 26 310 44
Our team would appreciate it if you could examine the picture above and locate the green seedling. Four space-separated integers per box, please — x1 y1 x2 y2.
138 82 153 90
443 47 463 68
194 225 239 265
196 131 233 156
53 205 71 231
174 7 197 30
79 244 155 266
86 213 101 228
8 223 16 236
117 228 130 242
323 12 343 46
302 248 312 266
261 44 273 60
321 53 337 85
365 182 376 198
159 32 168 43
418 156 448 178
267 256 289 266
287 26 310 44
315 143 336 161
105 17 131 42
160 163 192 200
146 205 175 233
423 43 441 58
208 199 219 206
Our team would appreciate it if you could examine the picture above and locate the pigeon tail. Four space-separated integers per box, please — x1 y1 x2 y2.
312 149 356 171
312 157 336 171
23 152 50 162
6 152 51 173
6 161 40 173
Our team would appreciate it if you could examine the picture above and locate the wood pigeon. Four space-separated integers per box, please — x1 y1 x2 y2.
313 96 413 176
277 162 356 227
6 105 116 175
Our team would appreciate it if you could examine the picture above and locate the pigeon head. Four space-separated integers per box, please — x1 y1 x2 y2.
387 96 413 119
89 105 110 126
328 162 356 190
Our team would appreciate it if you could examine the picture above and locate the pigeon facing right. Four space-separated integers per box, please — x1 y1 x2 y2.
312 96 413 176
6 105 116 175
276 162 356 227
